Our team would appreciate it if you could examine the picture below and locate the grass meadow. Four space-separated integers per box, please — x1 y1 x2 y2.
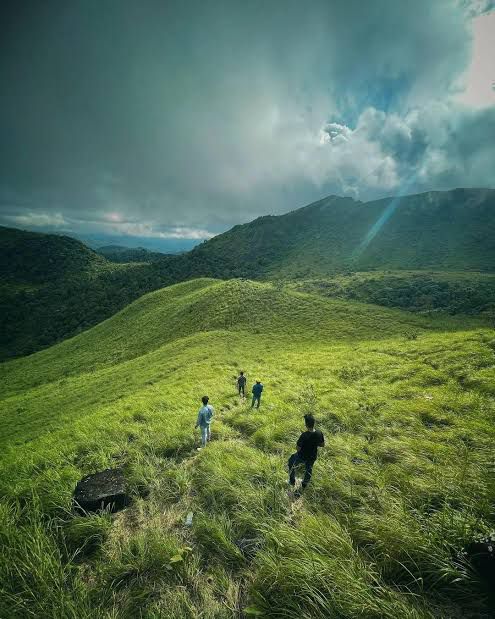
0 279 494 618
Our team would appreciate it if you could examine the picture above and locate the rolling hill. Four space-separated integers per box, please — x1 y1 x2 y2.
1 188 494 360
0 227 174 360
0 225 107 283
0 278 494 618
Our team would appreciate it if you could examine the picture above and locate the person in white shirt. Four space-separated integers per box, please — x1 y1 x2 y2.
195 395 214 448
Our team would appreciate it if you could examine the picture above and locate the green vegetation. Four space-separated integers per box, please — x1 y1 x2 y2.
0 225 107 283
181 188 495 279
2 188 495 360
1 279 494 617
96 245 167 263
0 226 175 360
289 271 495 318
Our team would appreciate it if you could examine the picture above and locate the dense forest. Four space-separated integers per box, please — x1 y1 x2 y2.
96 245 168 263
290 272 495 319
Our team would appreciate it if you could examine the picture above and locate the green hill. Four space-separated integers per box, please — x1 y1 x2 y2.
0 228 176 360
176 188 495 278
2 188 494 360
0 279 494 618
1 278 479 405
0 226 109 283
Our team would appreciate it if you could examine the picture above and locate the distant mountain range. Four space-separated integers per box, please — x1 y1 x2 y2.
1 187 494 359
76 233 202 254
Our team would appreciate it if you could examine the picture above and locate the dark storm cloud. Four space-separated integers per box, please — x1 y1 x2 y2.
0 0 493 239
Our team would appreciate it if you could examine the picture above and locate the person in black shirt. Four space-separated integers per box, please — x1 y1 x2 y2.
288 414 324 492
237 371 247 397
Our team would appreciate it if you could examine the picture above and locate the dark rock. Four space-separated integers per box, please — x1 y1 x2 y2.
465 537 495 587
74 468 131 514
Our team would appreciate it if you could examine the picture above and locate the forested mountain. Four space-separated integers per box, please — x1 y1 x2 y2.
175 188 495 278
96 245 167 263
1 188 494 359
0 226 106 282
0 229 170 359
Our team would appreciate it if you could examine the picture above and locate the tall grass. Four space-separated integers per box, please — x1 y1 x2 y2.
0 279 494 617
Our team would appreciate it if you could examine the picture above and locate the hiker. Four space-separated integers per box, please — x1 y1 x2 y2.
251 380 263 408
195 395 214 449
288 414 324 493
237 371 247 397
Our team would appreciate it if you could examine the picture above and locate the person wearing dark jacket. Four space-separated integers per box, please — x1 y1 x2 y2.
288 414 324 492
251 380 263 408
237 371 247 397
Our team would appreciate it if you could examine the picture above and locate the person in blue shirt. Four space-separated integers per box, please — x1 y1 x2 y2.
195 395 214 449
251 380 263 408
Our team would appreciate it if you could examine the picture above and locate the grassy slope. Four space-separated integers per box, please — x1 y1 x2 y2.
1 279 494 618
0 278 481 403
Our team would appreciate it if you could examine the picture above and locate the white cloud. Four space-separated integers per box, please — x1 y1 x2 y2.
314 99 495 197
459 0 495 17
99 220 214 240
457 10 495 107
163 227 215 240
2 211 67 228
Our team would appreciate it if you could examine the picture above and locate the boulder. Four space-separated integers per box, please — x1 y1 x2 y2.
74 468 131 513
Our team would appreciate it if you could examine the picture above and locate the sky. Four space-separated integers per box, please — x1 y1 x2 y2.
0 0 494 250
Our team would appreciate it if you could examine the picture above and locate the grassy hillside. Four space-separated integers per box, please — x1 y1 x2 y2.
2 188 494 360
1 280 494 618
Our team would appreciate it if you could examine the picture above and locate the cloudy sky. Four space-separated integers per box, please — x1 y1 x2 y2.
0 0 494 249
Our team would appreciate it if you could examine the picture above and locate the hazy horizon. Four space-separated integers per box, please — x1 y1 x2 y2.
3 184 495 252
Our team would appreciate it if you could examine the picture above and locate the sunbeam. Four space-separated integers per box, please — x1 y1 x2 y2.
353 173 419 259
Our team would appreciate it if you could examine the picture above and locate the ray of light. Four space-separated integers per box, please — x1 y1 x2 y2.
352 173 418 259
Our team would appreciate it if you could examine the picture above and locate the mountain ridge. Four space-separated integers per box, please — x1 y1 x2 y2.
177 188 495 278
1 187 494 359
